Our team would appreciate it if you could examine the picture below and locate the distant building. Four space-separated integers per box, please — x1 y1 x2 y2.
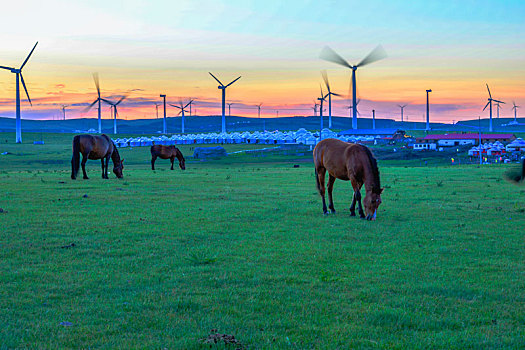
415 133 515 148
339 128 403 137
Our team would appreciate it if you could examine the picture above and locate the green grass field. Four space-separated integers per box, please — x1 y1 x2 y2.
0 133 524 349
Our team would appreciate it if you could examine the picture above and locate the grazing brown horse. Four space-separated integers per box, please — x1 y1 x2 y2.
313 138 383 220
150 145 185 171
71 134 124 180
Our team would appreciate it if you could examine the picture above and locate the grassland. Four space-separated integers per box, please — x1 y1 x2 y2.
0 133 524 349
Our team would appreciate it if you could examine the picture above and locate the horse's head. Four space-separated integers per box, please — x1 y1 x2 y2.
177 151 186 170
113 158 124 178
364 187 383 221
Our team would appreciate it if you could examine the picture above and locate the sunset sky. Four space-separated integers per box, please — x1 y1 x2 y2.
0 0 524 124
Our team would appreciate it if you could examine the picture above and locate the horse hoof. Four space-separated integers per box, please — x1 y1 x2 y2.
330 210 336 214
83 177 89 180
350 212 356 217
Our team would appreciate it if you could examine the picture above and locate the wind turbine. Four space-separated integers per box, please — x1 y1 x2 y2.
398 104 407 122
347 98 361 120
321 70 342 129
227 102 234 117
511 101 520 124
257 103 262 118
61 104 68 120
317 85 327 131
209 72 241 133
154 102 160 119
483 84 504 132
495 101 502 119
170 100 193 134
312 101 319 117
0 41 38 143
320 45 387 130
84 73 111 133
106 95 127 134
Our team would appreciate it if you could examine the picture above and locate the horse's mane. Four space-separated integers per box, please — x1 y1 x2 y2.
362 146 382 194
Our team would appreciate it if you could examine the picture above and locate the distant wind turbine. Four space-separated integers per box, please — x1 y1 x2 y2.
257 103 262 118
84 73 112 133
209 72 241 133
511 101 520 124
0 41 38 143
227 102 234 117
61 104 68 120
106 95 127 134
321 70 342 129
398 104 408 122
347 98 361 120
320 44 387 130
483 84 504 132
312 101 319 117
154 102 160 119
170 100 193 133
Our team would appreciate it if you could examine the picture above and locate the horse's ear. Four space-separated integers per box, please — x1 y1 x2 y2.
380 187 384 194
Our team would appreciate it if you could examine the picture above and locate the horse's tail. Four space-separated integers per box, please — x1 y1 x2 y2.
71 136 80 179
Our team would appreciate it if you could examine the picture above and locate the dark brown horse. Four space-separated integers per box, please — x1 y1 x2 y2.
313 138 383 220
71 134 124 180
150 145 185 171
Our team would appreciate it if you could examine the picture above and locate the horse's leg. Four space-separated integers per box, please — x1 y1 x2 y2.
101 159 106 179
349 192 357 216
151 155 157 170
327 174 336 214
104 155 110 179
170 156 174 170
356 185 365 218
316 167 328 214
81 154 89 179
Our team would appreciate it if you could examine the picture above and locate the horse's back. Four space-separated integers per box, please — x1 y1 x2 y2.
151 144 176 158
74 134 112 158
314 138 372 180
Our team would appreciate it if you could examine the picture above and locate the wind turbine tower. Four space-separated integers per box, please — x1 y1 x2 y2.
257 103 262 118
426 89 432 131
483 84 504 132
160 94 167 133
320 45 387 130
209 72 241 133
0 42 38 143
317 85 327 131
227 102 234 117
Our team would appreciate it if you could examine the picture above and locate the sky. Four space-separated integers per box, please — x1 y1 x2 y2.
0 0 524 124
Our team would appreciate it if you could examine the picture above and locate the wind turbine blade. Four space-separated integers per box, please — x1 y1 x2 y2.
184 100 193 109
493 100 505 104
20 73 32 106
486 84 492 99
178 111 183 116
20 42 38 70
170 104 182 109
321 70 330 92
225 76 241 87
320 84 323 98
356 98 361 105
0 65 15 71
357 45 387 67
332 92 343 97
83 99 99 113
93 73 100 96
116 95 127 105
319 46 352 69
208 72 224 86
483 101 490 111
101 98 114 105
